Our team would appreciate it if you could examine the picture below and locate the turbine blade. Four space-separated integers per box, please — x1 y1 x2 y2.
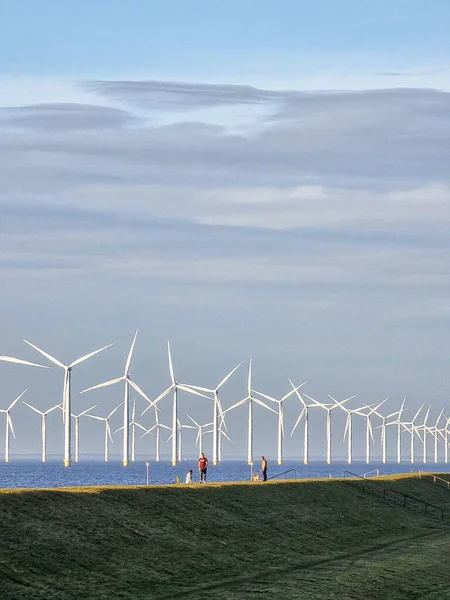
186 413 200 428
22 401 43 415
8 390 27 411
78 404 99 417
23 341 66 368
79 377 123 394
0 356 50 369
291 407 306 436
253 390 278 404
108 402 123 419
177 385 211 399
70 343 115 368
8 414 16 439
141 385 172 416
182 385 213 393
227 398 247 412
128 379 155 409
125 329 139 375
281 381 307 403
217 361 244 390
254 398 277 413
247 359 252 396
167 341 175 384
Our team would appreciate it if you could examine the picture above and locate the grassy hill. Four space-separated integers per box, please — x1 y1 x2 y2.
1 475 450 599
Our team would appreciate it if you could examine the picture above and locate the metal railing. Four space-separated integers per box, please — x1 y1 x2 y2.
267 468 297 481
343 470 444 521
362 469 380 478
418 471 450 490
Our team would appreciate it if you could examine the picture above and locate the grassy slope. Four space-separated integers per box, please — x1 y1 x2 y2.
0 476 450 599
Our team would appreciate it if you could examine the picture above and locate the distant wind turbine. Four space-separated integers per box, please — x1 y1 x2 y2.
226 360 276 465
184 414 213 456
184 361 243 465
290 381 320 465
305 394 354 465
142 342 209 466
86 403 122 462
23 339 114 467
22 401 60 463
80 330 155 467
340 403 368 465
113 399 148 463
72 405 98 463
359 399 387 464
141 406 171 462
254 381 307 464
0 390 26 462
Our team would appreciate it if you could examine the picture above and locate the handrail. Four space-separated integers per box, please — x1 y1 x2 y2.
362 469 380 478
418 471 450 490
267 468 297 481
343 470 444 521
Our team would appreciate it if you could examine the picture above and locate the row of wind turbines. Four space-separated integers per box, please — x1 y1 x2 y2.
1 332 449 467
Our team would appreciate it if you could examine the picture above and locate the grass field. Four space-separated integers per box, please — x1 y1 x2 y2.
1 474 450 599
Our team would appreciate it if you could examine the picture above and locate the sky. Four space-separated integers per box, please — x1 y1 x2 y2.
0 1 450 463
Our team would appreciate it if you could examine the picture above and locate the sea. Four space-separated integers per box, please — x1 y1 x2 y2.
0 458 449 488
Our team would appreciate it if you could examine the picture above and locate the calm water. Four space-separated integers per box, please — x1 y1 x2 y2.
0 458 449 488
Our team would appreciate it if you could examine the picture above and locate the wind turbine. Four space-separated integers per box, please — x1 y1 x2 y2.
359 399 387 464
340 403 370 465
184 361 243 465
185 414 213 456
437 414 450 464
114 399 148 463
71 405 98 463
141 406 171 462
385 398 407 463
304 394 355 465
400 404 424 464
373 404 403 464
415 405 432 464
22 401 60 463
23 339 114 467
0 390 26 462
253 381 307 464
226 360 276 465
431 408 444 464
142 342 209 466
86 403 122 462
289 380 320 465
80 330 155 467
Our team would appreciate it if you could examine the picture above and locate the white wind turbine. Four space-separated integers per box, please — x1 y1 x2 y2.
86 403 122 462
22 401 60 463
71 405 98 463
226 360 276 465
430 408 444 464
184 414 213 457
400 404 424 464
141 406 171 462
290 381 321 465
373 404 403 464
385 398 407 463
340 403 370 465
304 394 355 465
23 339 114 467
184 362 243 465
437 414 450 464
253 381 307 465
204 424 233 460
415 405 432 464
80 330 155 467
142 342 209 466
359 399 387 464
114 399 148 463
0 390 26 463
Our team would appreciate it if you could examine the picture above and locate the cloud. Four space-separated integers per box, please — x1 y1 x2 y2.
86 80 288 111
0 102 138 131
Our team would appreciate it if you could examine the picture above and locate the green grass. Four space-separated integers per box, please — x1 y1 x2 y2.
1 476 450 599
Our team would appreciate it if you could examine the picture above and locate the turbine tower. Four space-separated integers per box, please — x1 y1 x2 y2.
185 361 243 465
290 381 319 465
71 405 98 463
22 401 60 463
360 400 387 464
86 403 122 462
0 390 26 462
254 381 307 464
80 330 155 466
226 360 276 465
304 394 354 465
23 339 114 467
340 403 368 464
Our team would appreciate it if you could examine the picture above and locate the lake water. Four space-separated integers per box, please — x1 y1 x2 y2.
0 458 449 488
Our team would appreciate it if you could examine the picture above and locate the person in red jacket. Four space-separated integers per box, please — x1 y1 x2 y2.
198 453 208 483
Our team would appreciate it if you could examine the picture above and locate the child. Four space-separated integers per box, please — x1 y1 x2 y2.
185 469 193 484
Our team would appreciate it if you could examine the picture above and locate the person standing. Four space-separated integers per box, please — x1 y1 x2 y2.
261 456 268 481
198 453 208 483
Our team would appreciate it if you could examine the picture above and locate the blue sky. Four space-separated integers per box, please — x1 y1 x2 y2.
0 1 450 462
